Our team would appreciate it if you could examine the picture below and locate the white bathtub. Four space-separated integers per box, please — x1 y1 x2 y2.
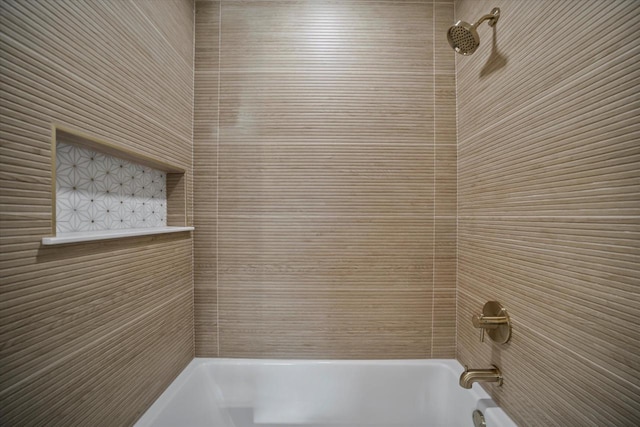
136 358 516 427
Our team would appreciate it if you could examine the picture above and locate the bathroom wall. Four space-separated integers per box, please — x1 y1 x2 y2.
194 0 219 356
0 1 194 425
194 0 458 358
455 0 640 425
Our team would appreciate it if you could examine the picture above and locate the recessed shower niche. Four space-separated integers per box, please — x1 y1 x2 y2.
43 127 193 245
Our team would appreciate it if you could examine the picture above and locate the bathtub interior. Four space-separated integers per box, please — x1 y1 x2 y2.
136 359 515 427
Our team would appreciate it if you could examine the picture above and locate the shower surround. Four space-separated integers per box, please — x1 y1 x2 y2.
193 0 458 359
1 0 638 426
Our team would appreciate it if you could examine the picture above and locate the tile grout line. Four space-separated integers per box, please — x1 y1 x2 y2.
430 1 436 358
213 69 451 75
216 214 451 219
191 0 196 358
453 0 459 361
458 215 640 219
210 214 640 220
216 0 222 357
213 142 457 146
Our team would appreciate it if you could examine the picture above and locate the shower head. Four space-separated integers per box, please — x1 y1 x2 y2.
447 7 500 56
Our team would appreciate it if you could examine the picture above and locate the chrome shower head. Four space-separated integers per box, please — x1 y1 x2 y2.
447 7 500 56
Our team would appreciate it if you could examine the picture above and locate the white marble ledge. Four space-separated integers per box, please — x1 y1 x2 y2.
42 226 194 245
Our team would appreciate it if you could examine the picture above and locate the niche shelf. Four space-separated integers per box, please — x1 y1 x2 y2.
43 126 193 245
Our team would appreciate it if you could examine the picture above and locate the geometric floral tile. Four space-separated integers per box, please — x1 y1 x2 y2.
56 142 167 233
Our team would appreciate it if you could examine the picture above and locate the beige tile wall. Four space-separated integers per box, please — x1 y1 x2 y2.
194 0 220 357
194 0 458 358
4 0 637 424
455 0 640 425
0 0 194 425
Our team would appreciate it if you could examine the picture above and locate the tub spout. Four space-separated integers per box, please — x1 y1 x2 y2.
459 365 503 389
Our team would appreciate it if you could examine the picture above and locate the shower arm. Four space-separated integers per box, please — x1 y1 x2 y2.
472 8 500 28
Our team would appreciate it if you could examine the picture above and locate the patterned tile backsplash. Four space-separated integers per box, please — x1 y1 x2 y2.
56 142 167 233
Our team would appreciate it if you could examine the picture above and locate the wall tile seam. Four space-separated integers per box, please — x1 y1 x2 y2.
215 143 455 147
453 0 459 361
192 0 219 356
430 1 436 358
458 216 640 219
216 0 222 357
214 70 447 76
214 215 443 220
191 0 197 358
